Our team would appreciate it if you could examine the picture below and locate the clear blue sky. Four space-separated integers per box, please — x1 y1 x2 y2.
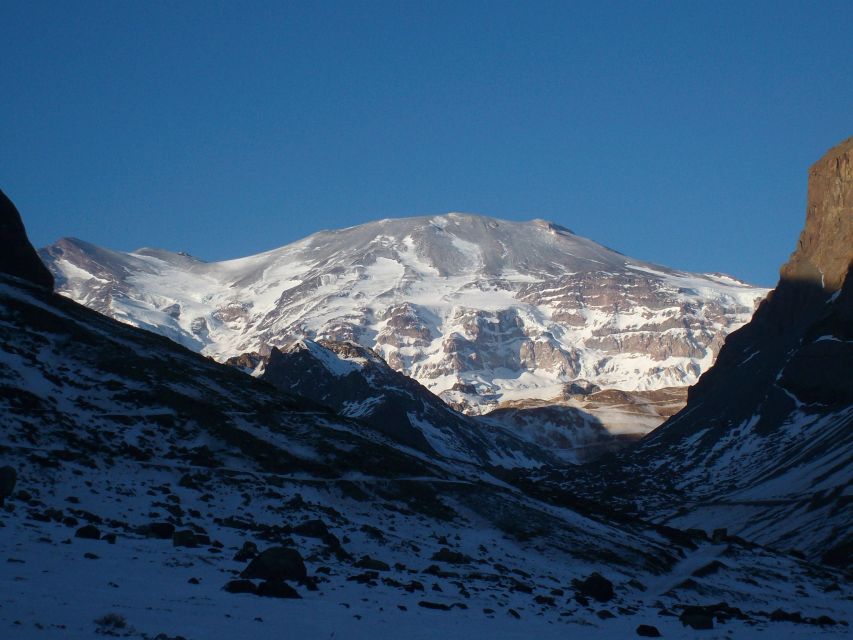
2 1 852 286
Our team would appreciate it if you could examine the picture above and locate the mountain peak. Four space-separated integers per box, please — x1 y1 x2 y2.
133 246 206 264
530 218 575 235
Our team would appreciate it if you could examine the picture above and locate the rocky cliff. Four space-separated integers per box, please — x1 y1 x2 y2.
566 136 853 565
678 135 853 420
781 135 853 290
0 189 54 289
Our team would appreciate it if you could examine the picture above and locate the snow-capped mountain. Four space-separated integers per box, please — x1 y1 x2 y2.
40 214 767 428
3 191 850 639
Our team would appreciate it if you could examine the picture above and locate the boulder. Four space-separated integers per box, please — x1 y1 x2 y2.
347 571 379 584
636 624 662 637
770 609 804 623
404 580 425 592
679 606 714 630
711 528 728 543
321 532 342 550
573 572 614 603
172 530 200 547
144 522 175 539
292 519 329 538
354 555 390 571
75 524 101 540
0 466 16 505
430 547 473 564
821 539 852 571
256 580 301 599
234 540 258 561
241 547 307 582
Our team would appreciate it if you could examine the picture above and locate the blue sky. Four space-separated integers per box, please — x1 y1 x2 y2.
2 1 851 286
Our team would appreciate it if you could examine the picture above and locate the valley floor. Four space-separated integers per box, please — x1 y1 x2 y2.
1 453 849 640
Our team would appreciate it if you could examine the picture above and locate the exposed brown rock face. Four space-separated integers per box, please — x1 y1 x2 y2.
224 351 265 373
781 135 853 291
0 190 54 289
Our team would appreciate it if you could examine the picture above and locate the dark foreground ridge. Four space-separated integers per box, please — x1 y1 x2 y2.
0 189 54 289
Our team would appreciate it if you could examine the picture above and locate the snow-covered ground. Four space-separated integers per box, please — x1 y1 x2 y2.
3 456 850 640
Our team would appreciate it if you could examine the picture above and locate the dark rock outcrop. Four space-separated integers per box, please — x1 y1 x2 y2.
292 519 330 539
0 190 54 289
0 466 16 505
430 548 473 564
234 541 258 561
241 547 307 582
75 524 101 540
572 572 614 603
223 351 264 373
172 530 206 547
679 606 714 630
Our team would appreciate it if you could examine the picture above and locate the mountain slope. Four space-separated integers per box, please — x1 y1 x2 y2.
560 136 853 565
254 339 552 467
41 214 766 427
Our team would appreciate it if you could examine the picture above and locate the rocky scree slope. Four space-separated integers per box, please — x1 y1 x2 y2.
40 213 767 432
248 339 636 465
1 189 850 638
556 136 853 567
